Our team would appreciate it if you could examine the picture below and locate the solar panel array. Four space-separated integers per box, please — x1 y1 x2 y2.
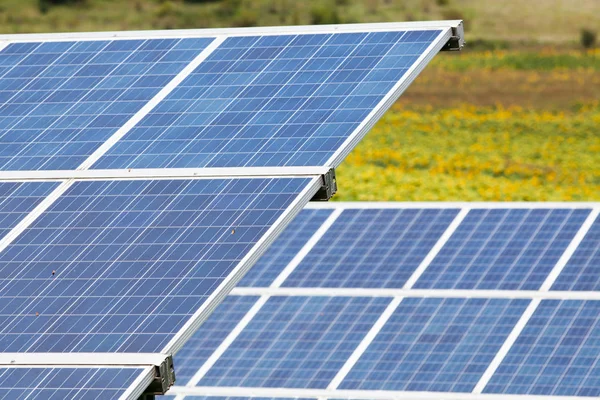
0 21 461 399
168 202 600 399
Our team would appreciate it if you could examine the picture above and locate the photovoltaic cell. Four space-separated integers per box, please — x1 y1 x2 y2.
94 30 443 169
485 300 600 397
174 296 259 384
0 37 213 171
238 208 333 287
283 208 458 288
340 297 530 393
414 209 590 290
0 177 311 353
0 366 146 399
198 296 390 389
0 181 58 240
552 217 600 291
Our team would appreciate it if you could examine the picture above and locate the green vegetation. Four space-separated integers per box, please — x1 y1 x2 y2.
337 104 600 201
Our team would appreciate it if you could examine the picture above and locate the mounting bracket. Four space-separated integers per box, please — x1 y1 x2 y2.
311 168 337 201
441 21 465 51
139 355 176 398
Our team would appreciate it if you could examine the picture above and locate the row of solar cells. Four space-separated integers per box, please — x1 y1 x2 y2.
0 30 442 170
0 367 148 400
0 178 313 353
171 206 600 398
240 207 599 291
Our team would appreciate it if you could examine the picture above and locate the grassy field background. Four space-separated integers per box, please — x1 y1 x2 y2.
0 0 598 201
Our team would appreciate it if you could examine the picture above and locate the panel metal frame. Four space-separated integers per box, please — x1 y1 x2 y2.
230 287 600 300
306 201 600 209
167 386 589 400
0 167 329 181
0 20 464 42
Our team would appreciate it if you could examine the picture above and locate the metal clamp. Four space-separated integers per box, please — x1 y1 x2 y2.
442 21 465 51
311 168 337 201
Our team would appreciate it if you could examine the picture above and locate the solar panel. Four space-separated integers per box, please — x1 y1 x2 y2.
0 20 464 398
0 366 150 399
168 202 600 400
0 177 315 353
283 208 458 288
414 208 590 290
484 300 600 396
90 30 448 170
0 38 214 171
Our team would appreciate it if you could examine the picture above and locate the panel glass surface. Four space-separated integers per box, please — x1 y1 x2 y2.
340 297 529 392
0 366 145 399
485 300 600 396
238 208 332 287
552 217 600 291
283 208 458 288
175 296 259 384
198 296 390 389
95 30 443 169
0 177 310 352
414 208 590 290
0 38 213 170
0 181 57 240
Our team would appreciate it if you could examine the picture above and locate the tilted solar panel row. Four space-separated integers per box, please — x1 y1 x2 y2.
169 203 600 399
0 21 465 399
0 24 458 172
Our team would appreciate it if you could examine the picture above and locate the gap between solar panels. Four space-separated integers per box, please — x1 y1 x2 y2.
0 20 464 400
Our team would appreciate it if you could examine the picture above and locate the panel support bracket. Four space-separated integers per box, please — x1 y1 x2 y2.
311 168 337 201
441 20 465 51
139 354 176 398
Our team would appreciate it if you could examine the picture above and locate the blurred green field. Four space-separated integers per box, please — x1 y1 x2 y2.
0 0 598 201
336 103 600 201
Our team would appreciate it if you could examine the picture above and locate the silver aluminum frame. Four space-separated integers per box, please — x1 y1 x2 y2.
167 385 587 400
0 166 329 181
306 201 600 209
230 287 600 301
0 20 463 42
0 353 168 366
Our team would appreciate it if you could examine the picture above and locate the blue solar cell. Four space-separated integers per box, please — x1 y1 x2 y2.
283 208 458 288
94 30 443 169
485 300 600 396
0 177 310 352
175 296 259 383
414 209 590 290
198 296 390 389
0 181 57 240
552 216 600 291
0 38 213 171
0 367 145 399
238 208 333 287
340 297 529 393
